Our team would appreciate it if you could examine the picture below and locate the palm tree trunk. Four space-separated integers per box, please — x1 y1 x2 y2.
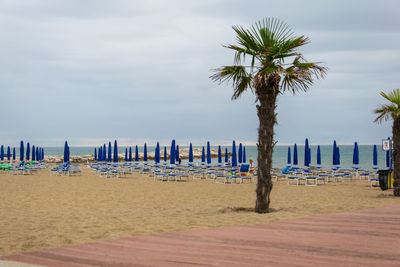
393 118 400 196
255 73 279 213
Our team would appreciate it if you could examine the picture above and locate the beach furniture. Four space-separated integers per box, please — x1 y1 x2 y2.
215 164 253 184
286 170 307 185
68 165 82 176
51 162 81 176
305 175 325 186
287 175 305 186
318 172 335 183
369 176 379 187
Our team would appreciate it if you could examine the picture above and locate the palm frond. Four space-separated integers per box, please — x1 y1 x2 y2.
374 104 398 123
374 89 400 123
210 65 253 99
223 44 255 65
380 89 400 106
279 56 327 94
211 17 327 100
232 25 262 56
281 71 313 94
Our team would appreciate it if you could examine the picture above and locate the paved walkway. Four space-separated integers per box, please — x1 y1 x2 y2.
2 204 400 266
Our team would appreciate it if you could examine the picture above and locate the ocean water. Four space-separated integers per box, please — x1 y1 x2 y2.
31 145 388 170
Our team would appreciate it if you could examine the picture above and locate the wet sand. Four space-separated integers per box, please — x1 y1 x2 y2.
0 166 398 256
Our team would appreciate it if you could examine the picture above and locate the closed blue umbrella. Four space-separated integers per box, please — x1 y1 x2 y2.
287 147 291 165
99 147 102 161
293 144 298 165
125 148 128 162
317 145 321 165
36 147 39 161
218 145 222 164
67 145 70 163
63 141 69 162
232 140 237 167
41 148 44 161
129 147 132 161
373 144 378 168
243 146 246 163
304 138 309 167
0 145 4 161
175 145 179 161
113 140 118 163
144 143 147 162
7 146 10 161
26 142 30 161
386 150 390 168
225 147 228 163
94 148 97 161
353 142 359 166
336 147 340 165
32 145 36 161
155 142 160 164
103 144 106 161
238 143 243 164
201 146 205 163
13 147 15 161
332 140 337 165
108 142 112 162
206 141 211 164
189 143 193 163
135 145 139 161
170 140 176 164
389 137 393 169
20 141 24 161
164 146 167 162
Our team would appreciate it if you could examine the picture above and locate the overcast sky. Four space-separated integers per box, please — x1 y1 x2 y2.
0 0 399 147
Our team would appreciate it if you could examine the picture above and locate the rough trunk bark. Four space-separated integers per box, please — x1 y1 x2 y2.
254 73 280 213
393 118 400 196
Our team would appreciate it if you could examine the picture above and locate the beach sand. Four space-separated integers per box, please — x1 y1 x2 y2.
0 166 399 256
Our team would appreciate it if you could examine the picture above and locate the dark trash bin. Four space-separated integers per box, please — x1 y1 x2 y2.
377 169 391 191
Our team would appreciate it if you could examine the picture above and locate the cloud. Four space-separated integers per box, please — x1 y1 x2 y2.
0 0 398 146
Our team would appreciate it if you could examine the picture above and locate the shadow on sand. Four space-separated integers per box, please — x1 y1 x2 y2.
218 207 279 213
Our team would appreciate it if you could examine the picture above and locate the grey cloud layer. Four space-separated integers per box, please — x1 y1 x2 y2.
0 0 398 146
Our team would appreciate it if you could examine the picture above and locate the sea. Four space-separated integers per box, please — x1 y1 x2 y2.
38 145 388 170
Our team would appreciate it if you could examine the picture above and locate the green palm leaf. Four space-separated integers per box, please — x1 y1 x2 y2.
374 89 400 123
211 17 327 99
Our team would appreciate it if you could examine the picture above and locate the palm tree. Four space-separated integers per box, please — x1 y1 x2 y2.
374 89 400 196
211 18 327 213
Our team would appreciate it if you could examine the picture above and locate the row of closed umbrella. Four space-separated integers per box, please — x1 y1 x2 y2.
88 140 247 166
0 141 44 161
287 139 389 168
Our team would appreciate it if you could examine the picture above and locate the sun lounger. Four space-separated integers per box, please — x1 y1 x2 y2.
287 176 306 186
305 176 325 186
369 177 379 187
215 164 254 184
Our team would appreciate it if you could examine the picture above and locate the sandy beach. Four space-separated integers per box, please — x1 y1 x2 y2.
0 166 399 256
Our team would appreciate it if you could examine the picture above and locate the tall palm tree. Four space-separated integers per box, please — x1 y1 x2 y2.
374 89 400 196
211 18 327 213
